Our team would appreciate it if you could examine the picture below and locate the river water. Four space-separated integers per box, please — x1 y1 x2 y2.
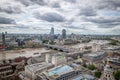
0 48 51 60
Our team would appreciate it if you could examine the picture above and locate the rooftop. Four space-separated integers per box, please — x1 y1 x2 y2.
25 62 53 73
85 51 105 57
47 65 74 76
72 74 95 80
55 54 65 60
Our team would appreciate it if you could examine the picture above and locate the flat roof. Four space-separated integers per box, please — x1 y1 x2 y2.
55 55 65 60
48 65 73 76
25 62 53 73
72 74 94 80
85 51 105 57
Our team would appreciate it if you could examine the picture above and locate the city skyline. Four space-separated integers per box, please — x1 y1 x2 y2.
0 0 120 35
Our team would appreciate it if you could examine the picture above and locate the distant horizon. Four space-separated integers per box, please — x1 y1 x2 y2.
0 32 120 36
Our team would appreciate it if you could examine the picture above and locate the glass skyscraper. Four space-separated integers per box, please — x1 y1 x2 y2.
50 27 54 35
50 27 54 41
62 29 66 39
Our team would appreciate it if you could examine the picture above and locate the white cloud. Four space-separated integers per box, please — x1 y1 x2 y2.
0 0 120 34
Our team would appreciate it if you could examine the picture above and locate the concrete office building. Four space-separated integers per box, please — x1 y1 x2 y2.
83 51 107 63
45 53 67 66
2 32 6 46
25 62 53 80
36 63 95 80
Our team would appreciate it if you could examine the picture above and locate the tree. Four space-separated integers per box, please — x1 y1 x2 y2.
82 62 87 68
42 40 49 44
3 60 6 64
94 71 102 78
6 46 15 50
49 41 55 45
9 59 12 63
88 64 96 70
32 44 36 48
109 39 120 45
114 70 120 80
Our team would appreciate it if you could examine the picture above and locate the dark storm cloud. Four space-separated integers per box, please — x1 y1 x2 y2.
0 5 22 14
0 26 15 29
15 0 32 6
51 2 60 8
41 12 65 22
30 0 46 5
65 0 77 3
83 16 120 28
0 17 15 24
79 8 97 16
97 22 120 28
64 25 89 30
86 17 120 23
95 0 120 10
0 26 5 29
16 0 46 6
34 12 65 22
111 28 120 34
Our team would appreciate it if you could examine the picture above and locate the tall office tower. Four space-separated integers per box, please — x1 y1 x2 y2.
5 31 7 35
2 32 5 46
50 27 54 41
50 27 54 35
62 29 66 39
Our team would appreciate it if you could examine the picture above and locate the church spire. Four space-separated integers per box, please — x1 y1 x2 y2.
100 57 115 80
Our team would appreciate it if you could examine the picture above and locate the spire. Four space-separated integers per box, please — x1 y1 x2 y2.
100 58 115 80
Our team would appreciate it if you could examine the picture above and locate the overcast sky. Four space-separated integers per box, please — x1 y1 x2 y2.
0 0 120 34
